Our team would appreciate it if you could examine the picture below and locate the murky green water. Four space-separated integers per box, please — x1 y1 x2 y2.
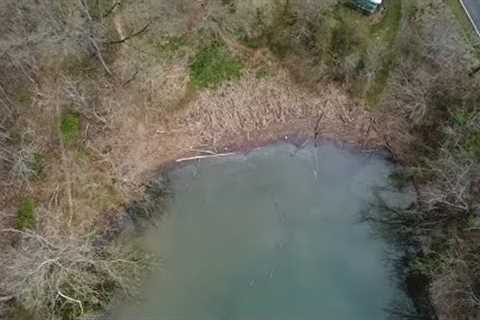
112 143 414 320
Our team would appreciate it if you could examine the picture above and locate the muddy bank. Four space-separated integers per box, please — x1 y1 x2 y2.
94 69 410 194
132 120 407 200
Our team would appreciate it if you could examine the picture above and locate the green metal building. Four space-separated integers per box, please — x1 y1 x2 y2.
350 0 383 14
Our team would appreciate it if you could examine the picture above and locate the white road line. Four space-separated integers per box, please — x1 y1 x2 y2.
459 0 480 39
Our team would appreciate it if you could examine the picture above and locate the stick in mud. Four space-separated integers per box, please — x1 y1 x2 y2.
176 153 236 162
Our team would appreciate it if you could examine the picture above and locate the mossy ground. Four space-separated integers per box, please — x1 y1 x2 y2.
190 43 243 88
15 198 35 230
61 112 81 146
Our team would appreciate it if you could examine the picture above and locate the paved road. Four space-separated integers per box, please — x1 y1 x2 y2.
461 0 480 37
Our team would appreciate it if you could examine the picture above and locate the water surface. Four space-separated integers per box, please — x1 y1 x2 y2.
112 143 413 320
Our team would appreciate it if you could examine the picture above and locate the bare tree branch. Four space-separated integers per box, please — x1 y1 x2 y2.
105 22 151 45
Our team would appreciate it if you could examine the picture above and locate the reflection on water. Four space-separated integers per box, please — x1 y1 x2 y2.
111 143 414 320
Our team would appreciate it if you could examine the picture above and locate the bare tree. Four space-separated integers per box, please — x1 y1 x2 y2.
0 207 149 319
420 150 474 214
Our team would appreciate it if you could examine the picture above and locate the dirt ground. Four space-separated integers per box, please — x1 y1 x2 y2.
95 62 409 196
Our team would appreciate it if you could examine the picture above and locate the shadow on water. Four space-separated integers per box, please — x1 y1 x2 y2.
361 180 439 320
110 142 435 320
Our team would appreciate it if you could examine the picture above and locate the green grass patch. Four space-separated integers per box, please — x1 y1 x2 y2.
366 0 403 106
16 198 35 230
334 4 370 31
190 43 243 88
300 1 402 104
329 13 363 49
371 1 403 38
330 14 368 60
61 112 81 146
446 0 480 59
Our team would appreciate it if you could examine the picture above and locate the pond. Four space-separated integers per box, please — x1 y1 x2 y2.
111 143 416 320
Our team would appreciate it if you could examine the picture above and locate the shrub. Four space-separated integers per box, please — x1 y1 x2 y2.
330 19 358 61
31 153 45 178
1 225 150 319
10 130 41 182
61 113 81 146
190 44 243 88
451 111 468 126
15 198 35 230
465 131 480 160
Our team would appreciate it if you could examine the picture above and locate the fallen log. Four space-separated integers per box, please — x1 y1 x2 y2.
176 153 236 163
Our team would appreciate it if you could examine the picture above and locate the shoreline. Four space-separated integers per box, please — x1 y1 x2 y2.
114 135 436 320
136 122 402 191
